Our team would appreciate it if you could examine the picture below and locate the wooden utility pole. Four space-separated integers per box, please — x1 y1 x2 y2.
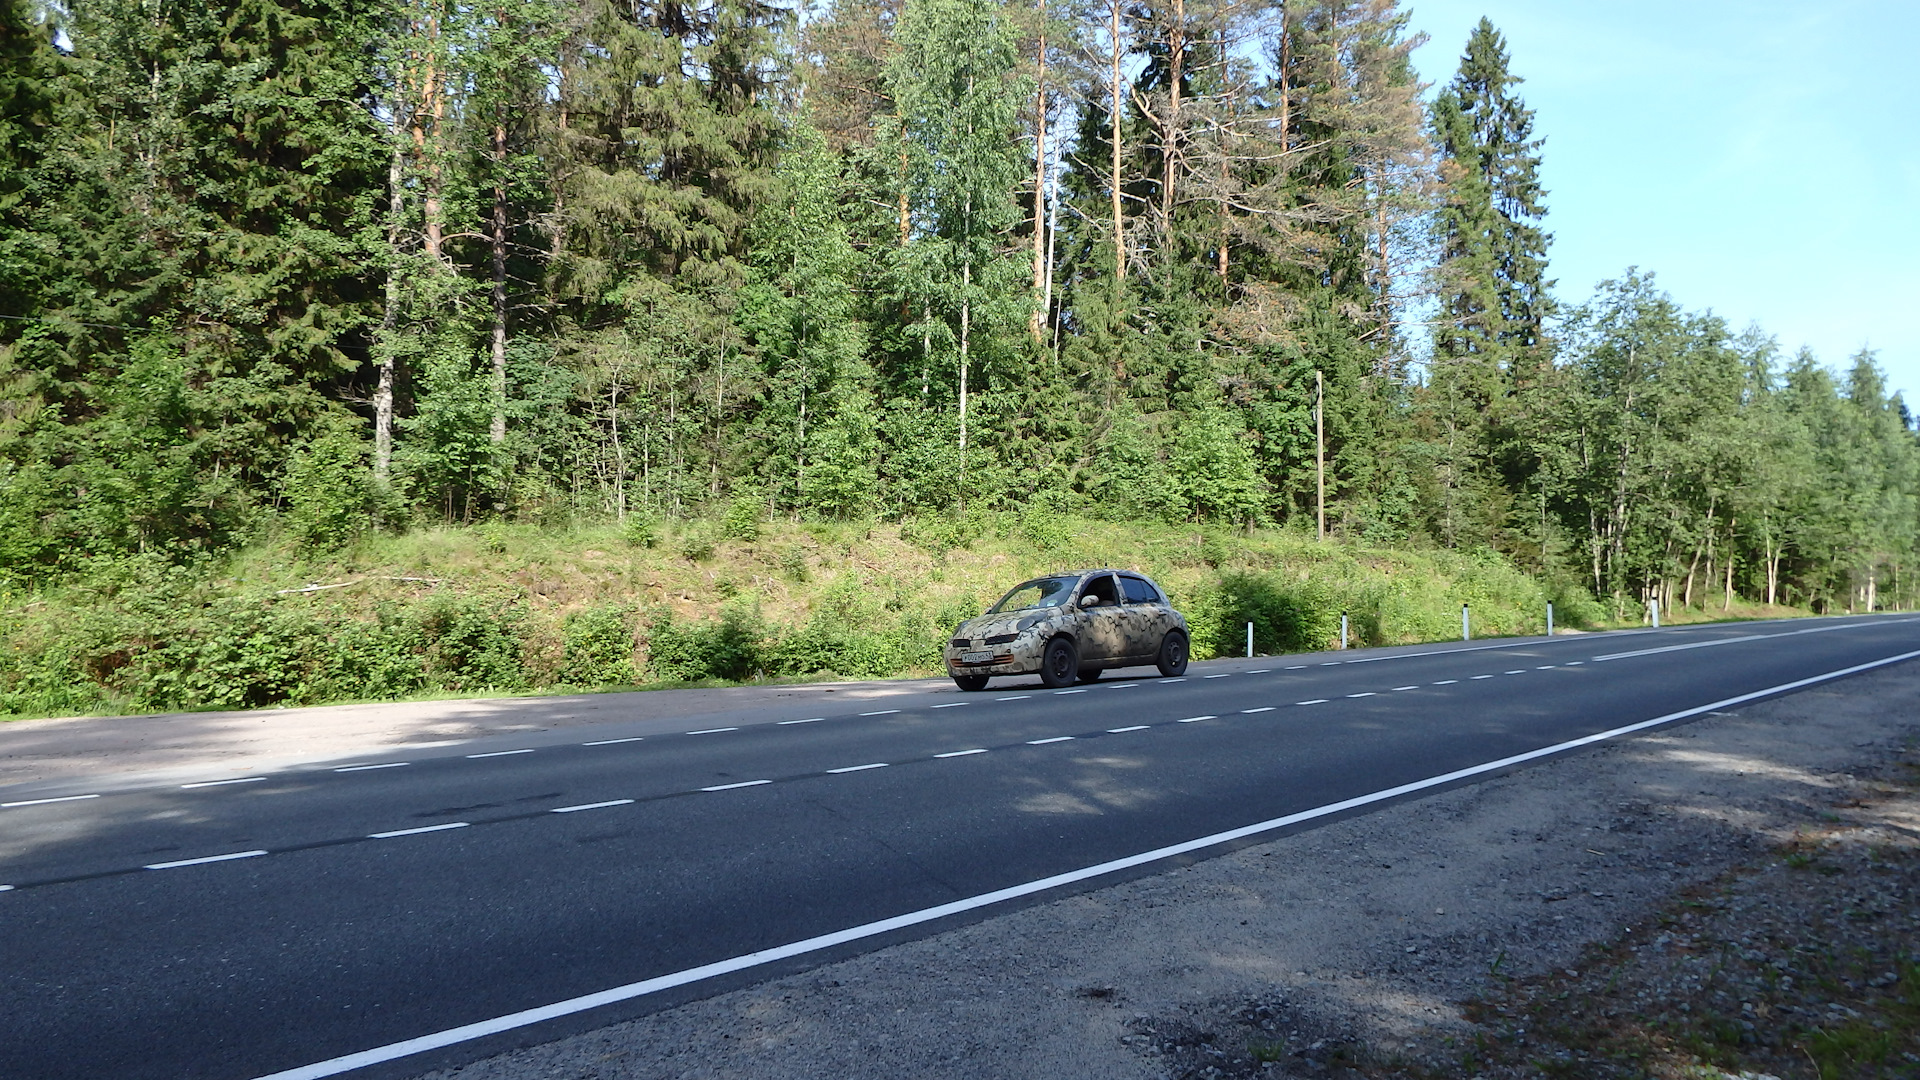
1315 368 1325 542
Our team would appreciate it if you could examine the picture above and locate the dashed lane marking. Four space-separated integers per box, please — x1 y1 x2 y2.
1247 669 1270 674
145 850 268 870
1027 736 1075 745
1432 680 1458 685
997 695 1032 701
931 702 969 709
1470 675 1495 680
582 737 644 746
1392 685 1418 691
4 794 101 808
935 749 989 758
859 710 900 716
1107 725 1151 732
181 777 266 789
777 718 824 725
551 800 634 814
1504 670 1526 675
1240 708 1276 714
700 780 771 792
335 763 408 773
1204 674 1231 679
1295 699 1329 705
1176 715 1216 723
827 763 890 774
467 749 534 759
369 823 469 839
1346 692 1376 698
686 727 738 735
1054 689 1088 695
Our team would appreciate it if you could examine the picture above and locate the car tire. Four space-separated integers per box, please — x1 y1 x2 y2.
1155 630 1189 677
1076 667 1103 684
953 674 990 692
1039 637 1080 688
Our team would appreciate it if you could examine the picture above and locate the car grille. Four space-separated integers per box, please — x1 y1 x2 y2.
950 638 970 648
984 634 1018 645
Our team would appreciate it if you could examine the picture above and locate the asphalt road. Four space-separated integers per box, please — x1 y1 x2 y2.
4 614 1919 1080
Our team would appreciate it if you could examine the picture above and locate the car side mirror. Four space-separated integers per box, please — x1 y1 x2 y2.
1080 594 1101 608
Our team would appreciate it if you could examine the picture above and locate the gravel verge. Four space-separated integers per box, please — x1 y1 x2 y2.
412 661 1920 1080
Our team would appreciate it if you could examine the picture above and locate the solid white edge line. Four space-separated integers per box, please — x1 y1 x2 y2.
827 763 889 774
467 749 534 759
934 749 988 758
182 777 267 789
700 780 771 792
3 793 101 808
551 800 635 814
583 738 645 746
777 718 824 725
146 850 269 870
369 823 470 839
245 647 1920 1080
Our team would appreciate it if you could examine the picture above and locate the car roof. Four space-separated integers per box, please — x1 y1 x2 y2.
1059 568 1151 578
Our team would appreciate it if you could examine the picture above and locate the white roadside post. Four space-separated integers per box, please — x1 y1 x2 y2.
1340 612 1348 650
1651 598 1661 628
1246 621 1253 658
1546 602 1554 637
1462 604 1470 641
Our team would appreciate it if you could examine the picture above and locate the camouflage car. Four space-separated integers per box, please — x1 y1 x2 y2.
944 569 1190 691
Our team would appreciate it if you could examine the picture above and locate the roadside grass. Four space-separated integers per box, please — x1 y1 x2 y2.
0 512 1819 722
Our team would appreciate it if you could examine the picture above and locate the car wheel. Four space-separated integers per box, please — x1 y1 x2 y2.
1039 637 1080 688
1076 667 1103 684
953 674 990 692
1155 630 1189 677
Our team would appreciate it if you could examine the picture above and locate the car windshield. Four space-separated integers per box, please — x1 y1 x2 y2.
988 576 1078 614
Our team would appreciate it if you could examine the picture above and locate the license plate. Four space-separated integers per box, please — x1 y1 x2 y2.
961 651 993 664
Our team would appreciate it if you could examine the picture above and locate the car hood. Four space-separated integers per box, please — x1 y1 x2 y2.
955 611 1056 640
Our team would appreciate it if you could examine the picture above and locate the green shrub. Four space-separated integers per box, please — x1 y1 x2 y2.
679 525 716 562
622 514 658 548
419 594 527 692
721 495 762 542
1185 571 1339 658
284 433 375 553
646 607 763 681
560 605 636 686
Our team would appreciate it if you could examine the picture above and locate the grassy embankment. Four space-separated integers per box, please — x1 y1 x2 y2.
0 513 1807 721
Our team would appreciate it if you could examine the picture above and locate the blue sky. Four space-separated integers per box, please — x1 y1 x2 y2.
1403 0 1920 405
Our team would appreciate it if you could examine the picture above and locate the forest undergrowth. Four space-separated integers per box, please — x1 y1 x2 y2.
0 513 1805 722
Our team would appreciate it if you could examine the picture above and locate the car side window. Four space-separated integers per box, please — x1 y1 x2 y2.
1083 574 1121 605
1120 576 1160 605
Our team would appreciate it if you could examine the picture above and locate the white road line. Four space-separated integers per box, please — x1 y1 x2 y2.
827 763 889 774
777 718 824 725
551 800 634 814
1320 662 1341 667
369 823 470 839
0 884 12 892
1591 633 1766 662
1108 683 1141 689
3 793 101 808
1470 674 1495 680
1054 689 1088 695
1504 670 1526 675
467 749 534 759
1392 685 1418 691
582 737 645 746
248 646 1920 1080
1295 698 1329 706
1433 679 1458 685
860 710 900 716
1536 666 1556 670
934 749 988 758
1247 669 1270 674
687 727 738 735
1160 678 1188 683
1346 692 1375 699
1565 661 1584 666
1204 674 1231 679
930 702 969 709
1285 665 1307 670
700 780 772 792
335 763 408 773
1107 725 1151 732
146 850 269 870
1027 736 1075 745
1240 707 1276 714
1176 715 1216 723
182 777 266 789
997 695 1032 701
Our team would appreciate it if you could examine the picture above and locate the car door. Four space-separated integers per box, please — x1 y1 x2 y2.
1077 573 1128 662
1118 574 1170 658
